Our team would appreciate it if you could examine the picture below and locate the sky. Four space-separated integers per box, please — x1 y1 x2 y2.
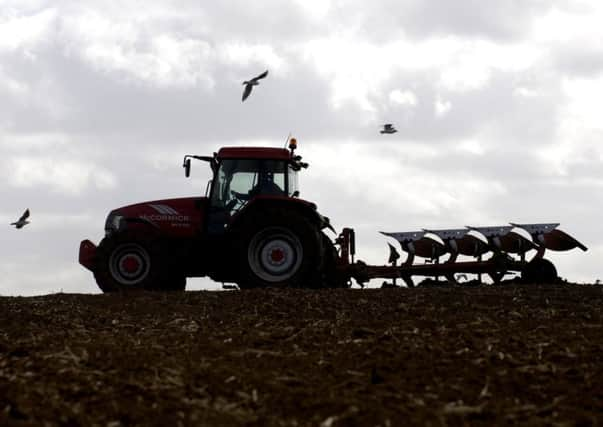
1 0 602 296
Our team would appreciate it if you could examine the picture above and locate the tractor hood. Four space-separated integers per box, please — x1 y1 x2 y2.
105 197 207 237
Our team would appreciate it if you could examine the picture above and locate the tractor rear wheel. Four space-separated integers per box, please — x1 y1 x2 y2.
521 258 558 284
236 209 323 289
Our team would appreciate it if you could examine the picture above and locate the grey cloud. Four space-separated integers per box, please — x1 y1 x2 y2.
2 42 370 145
2 0 564 45
371 69 564 146
0 3 569 146
399 0 559 41
324 0 568 42
552 43 603 77
53 1 330 45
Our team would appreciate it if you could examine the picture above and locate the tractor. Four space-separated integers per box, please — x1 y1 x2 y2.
79 139 344 291
79 138 587 292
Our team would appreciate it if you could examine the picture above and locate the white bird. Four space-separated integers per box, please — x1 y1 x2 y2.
11 209 30 229
242 70 269 102
380 124 397 134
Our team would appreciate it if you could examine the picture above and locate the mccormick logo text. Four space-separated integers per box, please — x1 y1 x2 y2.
141 204 190 222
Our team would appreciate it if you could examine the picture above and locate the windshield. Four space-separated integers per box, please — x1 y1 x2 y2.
211 159 292 212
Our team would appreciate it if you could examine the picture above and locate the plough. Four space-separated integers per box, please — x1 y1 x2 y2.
336 223 587 287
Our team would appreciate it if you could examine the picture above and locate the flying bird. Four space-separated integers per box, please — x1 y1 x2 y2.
11 209 30 229
242 70 269 102
380 124 397 134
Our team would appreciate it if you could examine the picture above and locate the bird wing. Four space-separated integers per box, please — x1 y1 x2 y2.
252 70 269 82
19 209 30 221
242 84 253 101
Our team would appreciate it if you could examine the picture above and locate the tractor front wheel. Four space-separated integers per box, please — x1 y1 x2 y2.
93 232 185 292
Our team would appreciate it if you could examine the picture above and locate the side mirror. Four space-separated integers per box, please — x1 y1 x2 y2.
184 158 191 177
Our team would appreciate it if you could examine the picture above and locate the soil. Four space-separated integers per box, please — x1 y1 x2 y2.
1 284 602 426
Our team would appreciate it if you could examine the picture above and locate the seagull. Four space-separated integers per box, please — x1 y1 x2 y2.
242 70 269 102
380 123 397 134
11 209 30 229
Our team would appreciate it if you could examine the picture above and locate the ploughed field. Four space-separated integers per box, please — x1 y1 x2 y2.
1 285 602 426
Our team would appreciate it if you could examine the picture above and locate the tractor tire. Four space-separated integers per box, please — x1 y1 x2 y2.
521 258 558 284
93 232 184 292
236 209 323 289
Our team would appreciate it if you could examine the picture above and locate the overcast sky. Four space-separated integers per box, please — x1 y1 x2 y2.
1 0 601 295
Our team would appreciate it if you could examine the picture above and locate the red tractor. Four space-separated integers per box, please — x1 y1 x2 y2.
79 138 587 292
79 139 344 291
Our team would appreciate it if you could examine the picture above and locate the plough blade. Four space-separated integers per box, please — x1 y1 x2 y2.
468 225 538 254
510 223 588 252
544 229 588 252
424 228 490 258
380 231 446 260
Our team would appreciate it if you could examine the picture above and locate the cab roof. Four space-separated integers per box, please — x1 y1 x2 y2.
217 147 291 161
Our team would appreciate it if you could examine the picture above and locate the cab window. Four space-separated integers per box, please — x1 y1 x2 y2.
210 159 287 212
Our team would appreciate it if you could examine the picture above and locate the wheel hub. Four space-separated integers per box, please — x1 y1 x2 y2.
109 243 151 286
120 254 143 276
261 239 295 274
248 228 304 283
269 247 285 264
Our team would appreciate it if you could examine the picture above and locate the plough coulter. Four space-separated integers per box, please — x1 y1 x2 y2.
79 138 587 291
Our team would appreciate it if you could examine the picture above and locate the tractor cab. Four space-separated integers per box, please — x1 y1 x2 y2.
183 139 308 233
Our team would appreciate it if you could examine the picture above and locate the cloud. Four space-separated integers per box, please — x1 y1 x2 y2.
6 156 116 195
434 96 452 117
397 0 559 41
0 7 56 52
389 89 418 107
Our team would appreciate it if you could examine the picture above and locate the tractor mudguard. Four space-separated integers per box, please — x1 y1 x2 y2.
229 197 330 232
